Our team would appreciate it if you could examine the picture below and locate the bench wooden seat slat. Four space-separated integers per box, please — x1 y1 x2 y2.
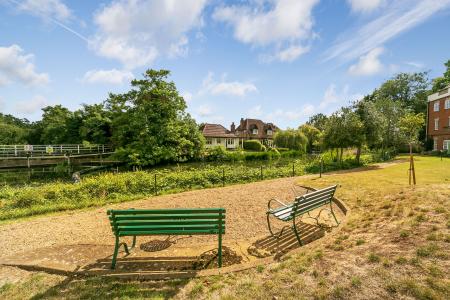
108 208 225 269
266 185 338 245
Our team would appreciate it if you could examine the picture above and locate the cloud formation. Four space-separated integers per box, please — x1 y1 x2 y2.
90 0 207 69
347 0 384 13
15 95 48 114
325 0 450 63
213 0 319 62
82 69 134 85
0 44 49 86
17 0 71 21
200 72 258 97
348 47 384 76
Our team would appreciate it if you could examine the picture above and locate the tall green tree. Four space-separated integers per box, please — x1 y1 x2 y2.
39 105 74 144
299 124 321 153
306 113 328 131
106 69 205 166
78 104 112 144
274 129 308 152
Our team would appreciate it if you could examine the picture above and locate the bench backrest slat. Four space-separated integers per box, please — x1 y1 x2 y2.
108 208 226 237
292 185 337 218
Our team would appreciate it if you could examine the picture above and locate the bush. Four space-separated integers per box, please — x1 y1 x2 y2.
243 140 263 151
204 146 229 161
276 147 289 152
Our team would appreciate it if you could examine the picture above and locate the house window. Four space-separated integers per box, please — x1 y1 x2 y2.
445 99 450 109
226 139 234 145
206 139 212 145
434 101 440 111
217 138 222 144
434 118 439 130
267 129 273 136
444 140 450 150
433 138 438 151
252 129 258 134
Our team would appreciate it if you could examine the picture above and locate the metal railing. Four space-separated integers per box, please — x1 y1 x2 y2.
0 144 113 158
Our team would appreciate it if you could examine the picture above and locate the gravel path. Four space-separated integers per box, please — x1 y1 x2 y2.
0 176 310 259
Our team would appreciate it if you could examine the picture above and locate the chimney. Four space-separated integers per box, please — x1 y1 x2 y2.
230 122 235 132
240 118 245 128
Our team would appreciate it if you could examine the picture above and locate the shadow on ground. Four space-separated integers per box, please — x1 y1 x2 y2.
249 221 332 260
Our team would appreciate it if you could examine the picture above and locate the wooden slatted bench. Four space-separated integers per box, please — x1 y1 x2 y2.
107 208 226 269
266 185 338 245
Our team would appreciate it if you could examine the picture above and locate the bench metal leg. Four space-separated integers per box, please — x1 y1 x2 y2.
111 236 130 269
218 230 222 268
131 236 137 248
267 213 289 239
292 217 303 246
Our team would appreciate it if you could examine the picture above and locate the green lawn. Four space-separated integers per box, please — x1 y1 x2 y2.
1 155 449 299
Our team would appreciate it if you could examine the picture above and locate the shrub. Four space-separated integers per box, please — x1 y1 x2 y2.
275 147 289 152
204 146 230 161
243 140 263 151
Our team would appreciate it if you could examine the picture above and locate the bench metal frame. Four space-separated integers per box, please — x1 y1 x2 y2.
266 185 339 245
108 208 226 269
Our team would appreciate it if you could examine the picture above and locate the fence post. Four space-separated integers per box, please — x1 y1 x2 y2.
320 158 323 178
154 174 158 195
260 165 263 180
222 168 225 187
292 163 295 177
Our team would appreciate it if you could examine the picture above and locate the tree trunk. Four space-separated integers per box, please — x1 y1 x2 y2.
340 148 344 164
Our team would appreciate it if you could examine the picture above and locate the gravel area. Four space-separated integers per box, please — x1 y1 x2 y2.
0 177 313 259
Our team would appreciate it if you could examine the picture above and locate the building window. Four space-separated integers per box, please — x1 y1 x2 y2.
434 118 439 130
434 101 440 111
433 138 438 151
217 138 222 144
206 139 212 145
267 129 273 136
444 140 450 150
226 139 234 145
252 129 258 134
445 99 450 109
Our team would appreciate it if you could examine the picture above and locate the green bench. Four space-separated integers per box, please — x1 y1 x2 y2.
107 208 226 269
266 185 339 245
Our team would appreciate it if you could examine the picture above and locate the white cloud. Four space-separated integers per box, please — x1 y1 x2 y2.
82 69 133 85
405 61 425 69
347 0 384 13
90 0 207 69
197 104 213 117
325 0 450 63
0 44 49 86
15 95 48 114
266 104 315 123
213 0 319 62
248 105 263 118
17 0 71 21
348 47 384 76
319 84 363 112
181 91 193 103
200 72 258 97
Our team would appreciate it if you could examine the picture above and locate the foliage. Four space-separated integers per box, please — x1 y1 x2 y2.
273 129 308 152
106 69 205 166
299 124 321 153
399 113 425 145
431 59 450 92
243 140 264 151
307 113 328 131
0 152 383 220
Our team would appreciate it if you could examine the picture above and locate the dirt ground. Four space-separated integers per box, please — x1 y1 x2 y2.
0 172 350 281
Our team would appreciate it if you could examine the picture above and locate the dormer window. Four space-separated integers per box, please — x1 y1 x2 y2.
252 129 258 134
267 130 273 135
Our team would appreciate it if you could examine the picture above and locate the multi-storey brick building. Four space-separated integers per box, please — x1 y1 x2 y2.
427 85 450 151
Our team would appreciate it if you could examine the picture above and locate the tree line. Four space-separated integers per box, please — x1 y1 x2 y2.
1 60 449 166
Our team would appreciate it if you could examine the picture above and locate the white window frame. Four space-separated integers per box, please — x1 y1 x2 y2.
434 101 440 112
226 138 234 145
252 129 258 134
267 129 273 136
433 138 438 151
443 140 450 150
206 138 212 145
445 99 450 109
434 118 439 131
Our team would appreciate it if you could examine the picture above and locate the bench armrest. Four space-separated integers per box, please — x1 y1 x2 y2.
267 198 288 213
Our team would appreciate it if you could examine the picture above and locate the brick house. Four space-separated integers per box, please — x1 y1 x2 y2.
427 85 450 151
202 118 279 149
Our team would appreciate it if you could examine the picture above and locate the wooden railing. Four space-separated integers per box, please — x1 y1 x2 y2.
0 144 113 158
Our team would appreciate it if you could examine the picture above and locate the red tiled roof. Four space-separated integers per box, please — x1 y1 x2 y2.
202 124 236 137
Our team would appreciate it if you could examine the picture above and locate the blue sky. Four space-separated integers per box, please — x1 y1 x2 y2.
1 0 450 129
